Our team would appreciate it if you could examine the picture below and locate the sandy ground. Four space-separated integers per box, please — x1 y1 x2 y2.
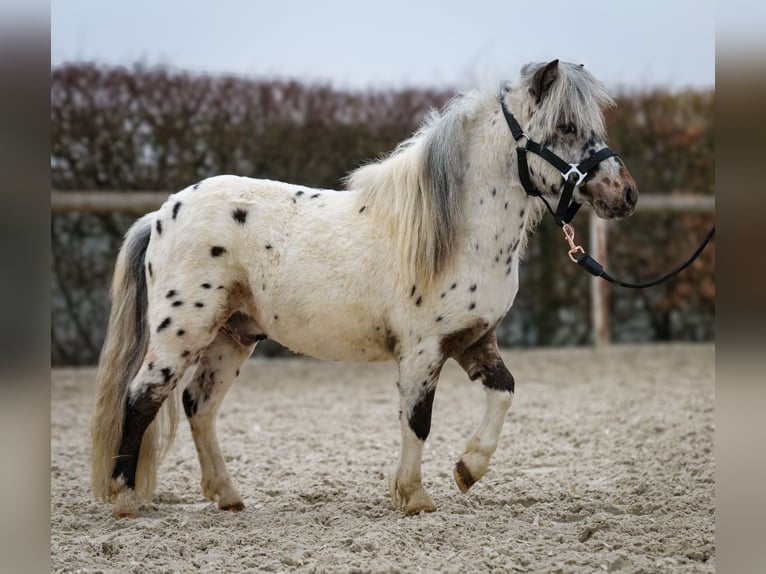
51 344 714 573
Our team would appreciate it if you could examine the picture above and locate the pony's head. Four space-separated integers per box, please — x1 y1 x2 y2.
508 60 638 219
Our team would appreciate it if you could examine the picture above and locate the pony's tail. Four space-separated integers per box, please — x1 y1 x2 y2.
91 214 168 502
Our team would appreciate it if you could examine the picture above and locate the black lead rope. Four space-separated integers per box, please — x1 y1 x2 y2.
565 223 715 289
500 95 715 289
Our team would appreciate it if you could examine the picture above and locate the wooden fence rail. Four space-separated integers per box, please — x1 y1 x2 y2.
51 191 715 347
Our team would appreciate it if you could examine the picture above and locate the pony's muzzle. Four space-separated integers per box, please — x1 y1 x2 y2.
610 183 638 218
624 184 638 210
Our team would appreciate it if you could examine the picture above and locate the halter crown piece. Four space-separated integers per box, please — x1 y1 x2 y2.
499 95 617 227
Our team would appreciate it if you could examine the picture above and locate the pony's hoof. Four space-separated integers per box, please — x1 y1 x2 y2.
454 460 477 493
389 475 436 514
219 500 245 512
112 489 139 519
113 509 139 520
406 499 436 514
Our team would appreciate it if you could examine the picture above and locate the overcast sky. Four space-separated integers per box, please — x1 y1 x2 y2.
51 0 716 91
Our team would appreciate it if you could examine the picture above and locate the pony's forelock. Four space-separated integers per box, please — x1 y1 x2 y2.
522 61 615 137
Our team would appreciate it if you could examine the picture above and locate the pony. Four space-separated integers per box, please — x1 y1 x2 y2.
91 60 638 518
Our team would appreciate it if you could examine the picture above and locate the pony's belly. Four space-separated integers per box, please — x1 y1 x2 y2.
262 303 395 362
271 325 394 363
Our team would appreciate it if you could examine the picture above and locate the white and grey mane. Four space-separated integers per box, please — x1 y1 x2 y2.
345 93 472 287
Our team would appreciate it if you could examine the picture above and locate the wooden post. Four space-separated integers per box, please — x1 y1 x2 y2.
589 212 610 347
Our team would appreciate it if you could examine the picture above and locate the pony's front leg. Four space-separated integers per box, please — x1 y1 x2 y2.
389 351 443 514
452 331 514 492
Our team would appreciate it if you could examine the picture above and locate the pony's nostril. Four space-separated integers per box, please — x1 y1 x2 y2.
624 185 638 207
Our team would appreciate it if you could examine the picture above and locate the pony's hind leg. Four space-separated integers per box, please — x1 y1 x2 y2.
111 342 201 518
389 347 444 514
452 331 514 492
110 285 239 518
183 325 257 511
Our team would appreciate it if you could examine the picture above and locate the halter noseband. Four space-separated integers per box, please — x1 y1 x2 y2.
500 96 618 227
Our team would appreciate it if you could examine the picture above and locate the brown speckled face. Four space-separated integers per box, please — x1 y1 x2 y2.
530 126 638 219
579 155 638 219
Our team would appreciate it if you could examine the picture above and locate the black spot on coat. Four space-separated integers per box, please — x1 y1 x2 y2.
409 387 436 441
211 246 226 257
172 202 182 220
157 317 171 332
182 388 198 417
232 209 248 224
155 220 163 235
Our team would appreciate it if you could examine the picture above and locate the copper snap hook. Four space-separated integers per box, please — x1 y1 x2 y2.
561 223 584 263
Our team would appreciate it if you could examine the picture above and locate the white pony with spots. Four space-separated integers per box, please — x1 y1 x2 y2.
92 60 637 518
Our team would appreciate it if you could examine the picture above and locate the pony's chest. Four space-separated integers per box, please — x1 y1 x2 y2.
431 255 520 330
483 259 521 317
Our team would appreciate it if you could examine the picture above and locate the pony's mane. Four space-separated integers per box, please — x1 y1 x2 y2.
345 92 478 289
520 61 615 138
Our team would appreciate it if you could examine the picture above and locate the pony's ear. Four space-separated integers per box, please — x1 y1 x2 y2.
529 59 559 103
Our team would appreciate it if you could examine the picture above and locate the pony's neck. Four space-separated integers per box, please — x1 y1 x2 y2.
457 89 540 266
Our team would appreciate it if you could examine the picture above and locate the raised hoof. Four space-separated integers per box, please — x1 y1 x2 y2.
219 501 245 512
454 460 477 493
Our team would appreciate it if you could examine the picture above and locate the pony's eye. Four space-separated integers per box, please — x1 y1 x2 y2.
557 122 577 135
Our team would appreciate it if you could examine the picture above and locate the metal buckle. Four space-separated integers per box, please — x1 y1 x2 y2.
562 223 585 263
561 164 587 186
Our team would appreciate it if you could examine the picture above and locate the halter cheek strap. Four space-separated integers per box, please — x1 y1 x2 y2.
500 97 617 227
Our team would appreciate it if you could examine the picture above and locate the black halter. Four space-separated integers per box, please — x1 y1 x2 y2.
499 94 715 289
500 96 617 227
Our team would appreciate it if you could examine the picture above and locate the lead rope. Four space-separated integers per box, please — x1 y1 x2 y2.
560 221 715 289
